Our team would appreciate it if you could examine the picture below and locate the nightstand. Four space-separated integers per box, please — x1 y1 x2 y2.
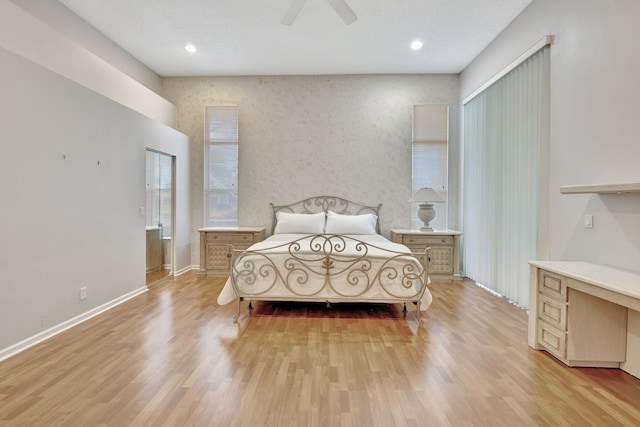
198 227 266 277
390 229 462 281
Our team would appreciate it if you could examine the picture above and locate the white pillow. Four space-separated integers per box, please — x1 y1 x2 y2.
325 210 377 235
274 211 326 234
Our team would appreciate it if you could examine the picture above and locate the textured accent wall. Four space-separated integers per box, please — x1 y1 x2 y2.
162 74 460 265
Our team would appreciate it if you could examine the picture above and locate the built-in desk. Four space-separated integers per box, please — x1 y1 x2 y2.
529 261 640 379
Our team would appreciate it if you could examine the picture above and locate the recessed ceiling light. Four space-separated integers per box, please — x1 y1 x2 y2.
410 40 424 51
184 44 197 53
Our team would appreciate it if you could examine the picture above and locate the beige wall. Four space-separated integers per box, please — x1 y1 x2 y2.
0 0 191 356
162 74 461 265
8 0 162 94
461 0 640 272
0 46 191 353
1 0 176 127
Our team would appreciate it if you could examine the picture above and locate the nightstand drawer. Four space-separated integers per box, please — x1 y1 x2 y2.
206 232 256 243
402 235 453 246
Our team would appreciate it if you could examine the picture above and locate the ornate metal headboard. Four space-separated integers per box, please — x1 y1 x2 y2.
270 195 382 235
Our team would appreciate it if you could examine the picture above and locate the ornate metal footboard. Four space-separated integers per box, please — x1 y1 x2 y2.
229 234 430 324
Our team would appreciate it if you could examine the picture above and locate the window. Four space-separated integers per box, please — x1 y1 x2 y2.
204 105 238 227
412 105 449 230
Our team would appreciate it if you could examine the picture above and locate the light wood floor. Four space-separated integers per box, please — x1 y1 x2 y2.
2 273 640 426
146 268 171 285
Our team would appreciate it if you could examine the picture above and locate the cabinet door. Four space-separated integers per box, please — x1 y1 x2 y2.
428 246 453 275
205 243 231 272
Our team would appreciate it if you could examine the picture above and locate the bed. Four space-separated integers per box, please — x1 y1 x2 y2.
216 196 432 324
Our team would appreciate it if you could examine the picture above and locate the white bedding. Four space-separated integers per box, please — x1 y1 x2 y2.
217 233 432 310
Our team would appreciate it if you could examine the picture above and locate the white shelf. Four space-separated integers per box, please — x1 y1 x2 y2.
560 183 640 194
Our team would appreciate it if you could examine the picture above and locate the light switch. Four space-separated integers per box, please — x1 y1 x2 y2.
139 207 145 217
584 214 593 228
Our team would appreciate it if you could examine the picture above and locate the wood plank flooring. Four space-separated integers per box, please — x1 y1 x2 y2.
146 268 171 285
1 272 640 426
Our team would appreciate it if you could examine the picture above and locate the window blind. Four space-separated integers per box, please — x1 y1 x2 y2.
412 105 449 230
204 105 239 227
207 106 238 142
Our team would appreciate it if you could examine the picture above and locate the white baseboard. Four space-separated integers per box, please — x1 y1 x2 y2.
0 286 148 363
173 265 197 276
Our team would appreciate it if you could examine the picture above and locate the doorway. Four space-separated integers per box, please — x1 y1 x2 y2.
145 149 175 285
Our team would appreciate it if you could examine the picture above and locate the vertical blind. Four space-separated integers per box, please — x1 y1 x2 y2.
412 105 449 230
463 47 547 308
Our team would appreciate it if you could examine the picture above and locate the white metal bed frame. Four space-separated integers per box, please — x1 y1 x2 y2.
228 196 431 323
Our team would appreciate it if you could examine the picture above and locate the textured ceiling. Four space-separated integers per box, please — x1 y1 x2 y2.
57 0 532 77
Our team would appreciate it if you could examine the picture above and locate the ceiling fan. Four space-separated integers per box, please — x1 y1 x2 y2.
281 0 358 25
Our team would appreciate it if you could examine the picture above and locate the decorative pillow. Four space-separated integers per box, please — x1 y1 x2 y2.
324 210 377 235
274 211 326 234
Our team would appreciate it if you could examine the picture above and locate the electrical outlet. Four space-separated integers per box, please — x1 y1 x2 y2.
584 214 593 228
80 287 87 300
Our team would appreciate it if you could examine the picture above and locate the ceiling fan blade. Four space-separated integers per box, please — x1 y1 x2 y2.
281 0 308 25
325 0 357 25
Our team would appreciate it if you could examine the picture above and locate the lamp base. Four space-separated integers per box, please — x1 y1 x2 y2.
417 202 436 231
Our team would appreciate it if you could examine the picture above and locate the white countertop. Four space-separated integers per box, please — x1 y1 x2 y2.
529 261 640 300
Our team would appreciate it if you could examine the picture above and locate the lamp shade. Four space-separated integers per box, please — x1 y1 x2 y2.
409 187 444 203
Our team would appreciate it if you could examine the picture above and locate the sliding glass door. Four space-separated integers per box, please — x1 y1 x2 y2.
463 45 550 308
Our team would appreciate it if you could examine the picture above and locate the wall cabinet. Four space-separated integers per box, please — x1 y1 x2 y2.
198 227 265 277
390 229 462 281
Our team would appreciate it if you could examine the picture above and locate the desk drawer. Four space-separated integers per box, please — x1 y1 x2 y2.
538 293 567 330
538 271 567 301
538 321 567 360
